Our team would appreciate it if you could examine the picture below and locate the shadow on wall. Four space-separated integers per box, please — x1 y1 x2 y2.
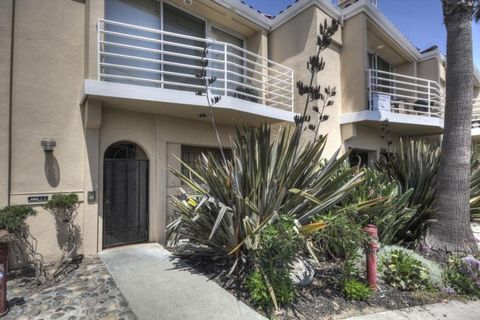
44 152 60 188
54 214 82 256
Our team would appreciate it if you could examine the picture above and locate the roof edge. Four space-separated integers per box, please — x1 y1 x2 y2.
270 0 342 30
342 0 421 60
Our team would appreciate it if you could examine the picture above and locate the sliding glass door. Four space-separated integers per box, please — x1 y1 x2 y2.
103 0 245 95
104 0 161 86
163 3 206 92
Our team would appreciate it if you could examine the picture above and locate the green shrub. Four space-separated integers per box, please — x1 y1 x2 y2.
44 193 79 213
0 205 36 233
247 269 295 310
379 248 431 291
342 168 416 245
247 215 301 310
342 278 372 300
443 256 480 297
312 213 367 264
375 140 439 243
378 245 444 289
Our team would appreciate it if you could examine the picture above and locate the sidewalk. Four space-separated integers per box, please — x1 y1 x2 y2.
99 243 266 320
346 300 480 320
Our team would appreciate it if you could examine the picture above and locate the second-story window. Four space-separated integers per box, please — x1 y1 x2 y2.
369 52 393 94
102 0 253 99
208 27 247 100
104 0 162 85
163 3 206 92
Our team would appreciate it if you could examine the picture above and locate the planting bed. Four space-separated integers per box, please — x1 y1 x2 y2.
179 257 464 320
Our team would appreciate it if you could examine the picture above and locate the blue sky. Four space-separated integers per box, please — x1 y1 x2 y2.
243 0 480 67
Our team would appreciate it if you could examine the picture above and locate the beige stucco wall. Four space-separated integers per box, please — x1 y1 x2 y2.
0 0 13 208
342 124 399 165
98 106 236 248
8 0 86 263
269 5 344 157
417 58 441 84
340 13 368 114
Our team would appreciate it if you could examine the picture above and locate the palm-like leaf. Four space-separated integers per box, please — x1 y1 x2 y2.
168 124 362 273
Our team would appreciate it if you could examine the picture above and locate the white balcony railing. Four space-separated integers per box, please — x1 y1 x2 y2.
367 69 444 118
472 99 480 129
97 19 294 112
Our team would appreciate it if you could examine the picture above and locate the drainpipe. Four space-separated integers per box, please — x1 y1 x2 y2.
7 0 16 206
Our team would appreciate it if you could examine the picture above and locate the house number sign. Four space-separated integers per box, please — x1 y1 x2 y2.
28 195 48 203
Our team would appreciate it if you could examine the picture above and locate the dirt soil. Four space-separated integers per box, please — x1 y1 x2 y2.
178 257 466 320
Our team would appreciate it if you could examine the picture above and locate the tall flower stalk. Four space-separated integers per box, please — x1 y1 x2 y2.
196 42 227 165
294 19 340 154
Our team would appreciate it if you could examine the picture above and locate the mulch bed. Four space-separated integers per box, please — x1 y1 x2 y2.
177 256 466 320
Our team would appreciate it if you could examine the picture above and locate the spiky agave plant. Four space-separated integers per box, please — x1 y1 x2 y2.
167 124 363 273
375 139 440 243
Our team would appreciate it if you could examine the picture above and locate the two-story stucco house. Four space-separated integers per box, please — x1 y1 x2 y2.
1 0 479 261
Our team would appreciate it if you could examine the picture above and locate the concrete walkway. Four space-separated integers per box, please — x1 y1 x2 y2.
346 300 480 320
99 243 266 320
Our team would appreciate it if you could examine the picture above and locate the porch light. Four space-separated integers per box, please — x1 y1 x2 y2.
184 0 193 6
41 138 56 152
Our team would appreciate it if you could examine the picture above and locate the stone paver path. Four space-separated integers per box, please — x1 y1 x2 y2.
6 257 136 320
99 243 266 320
346 300 480 320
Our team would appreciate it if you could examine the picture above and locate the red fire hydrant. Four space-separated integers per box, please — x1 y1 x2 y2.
0 230 9 316
363 224 379 291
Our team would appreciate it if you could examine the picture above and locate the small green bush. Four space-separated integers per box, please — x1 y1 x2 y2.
246 269 295 310
0 205 36 233
247 215 301 310
313 213 367 263
44 193 79 213
378 245 443 290
380 248 430 291
443 256 480 297
342 278 372 300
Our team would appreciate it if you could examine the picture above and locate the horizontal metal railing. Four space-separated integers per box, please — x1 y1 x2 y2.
367 69 444 118
97 19 294 112
472 99 480 129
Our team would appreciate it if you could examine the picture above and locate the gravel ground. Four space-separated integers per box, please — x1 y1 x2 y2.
4 257 137 320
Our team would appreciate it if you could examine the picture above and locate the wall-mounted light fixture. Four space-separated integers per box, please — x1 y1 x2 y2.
184 0 193 6
41 138 56 152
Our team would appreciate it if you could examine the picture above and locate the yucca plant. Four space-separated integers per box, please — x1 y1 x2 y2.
376 140 480 239
168 124 363 274
375 139 440 242
470 151 480 222
342 168 417 245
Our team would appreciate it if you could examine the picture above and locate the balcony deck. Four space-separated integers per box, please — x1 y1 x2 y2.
81 19 295 124
341 69 445 135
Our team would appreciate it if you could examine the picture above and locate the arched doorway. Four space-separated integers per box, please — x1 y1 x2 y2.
103 141 149 248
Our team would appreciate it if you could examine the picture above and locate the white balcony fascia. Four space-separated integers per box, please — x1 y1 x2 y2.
340 110 444 128
81 80 296 123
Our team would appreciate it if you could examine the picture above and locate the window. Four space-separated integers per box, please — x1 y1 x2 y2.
103 0 248 96
181 145 231 177
369 52 393 94
163 3 206 92
104 0 162 85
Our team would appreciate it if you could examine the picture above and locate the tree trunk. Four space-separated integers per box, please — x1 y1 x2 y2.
425 0 478 256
